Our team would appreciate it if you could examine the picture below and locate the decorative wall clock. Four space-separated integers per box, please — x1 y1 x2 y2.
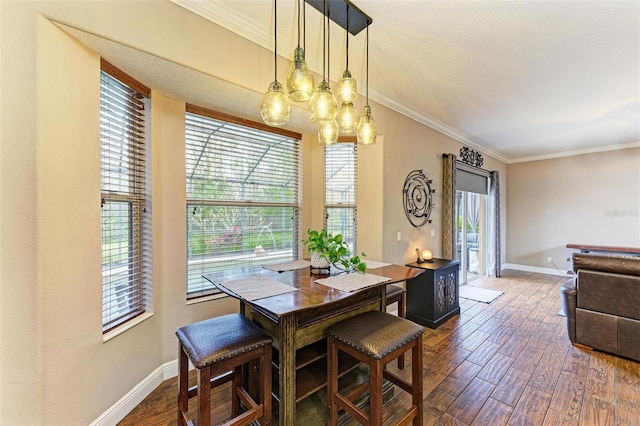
403 169 435 228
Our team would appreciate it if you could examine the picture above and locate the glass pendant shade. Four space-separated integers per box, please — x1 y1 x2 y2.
337 70 358 103
287 47 315 102
336 102 359 135
261 81 291 126
318 120 339 145
308 80 338 124
357 104 377 145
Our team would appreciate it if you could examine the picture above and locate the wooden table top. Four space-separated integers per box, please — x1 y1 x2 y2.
203 264 423 318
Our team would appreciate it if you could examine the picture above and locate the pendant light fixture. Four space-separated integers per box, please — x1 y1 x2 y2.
316 1 338 145
335 8 359 135
287 0 315 102
261 0 291 126
357 24 377 145
308 0 338 125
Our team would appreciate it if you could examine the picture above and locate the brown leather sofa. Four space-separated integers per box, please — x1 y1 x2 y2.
560 253 640 362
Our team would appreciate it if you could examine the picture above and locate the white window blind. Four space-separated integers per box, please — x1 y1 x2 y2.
324 142 357 252
100 65 152 333
185 108 302 297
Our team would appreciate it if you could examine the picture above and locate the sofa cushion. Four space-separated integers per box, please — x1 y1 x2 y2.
577 270 640 321
576 308 617 354
618 317 640 362
572 254 640 276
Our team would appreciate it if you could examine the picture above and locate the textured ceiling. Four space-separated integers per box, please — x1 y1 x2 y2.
172 0 640 163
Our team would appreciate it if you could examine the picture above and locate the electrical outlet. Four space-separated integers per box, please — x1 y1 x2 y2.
397 231 402 242
547 256 553 263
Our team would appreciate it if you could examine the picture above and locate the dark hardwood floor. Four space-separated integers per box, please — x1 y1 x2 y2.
119 270 640 425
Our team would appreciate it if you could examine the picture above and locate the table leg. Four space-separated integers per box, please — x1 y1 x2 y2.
279 313 297 426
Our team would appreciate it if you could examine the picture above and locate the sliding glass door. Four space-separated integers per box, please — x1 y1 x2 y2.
454 165 489 285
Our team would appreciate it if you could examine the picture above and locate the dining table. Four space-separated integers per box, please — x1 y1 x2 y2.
204 262 424 425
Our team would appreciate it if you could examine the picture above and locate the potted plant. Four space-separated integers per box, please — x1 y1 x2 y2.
302 228 367 273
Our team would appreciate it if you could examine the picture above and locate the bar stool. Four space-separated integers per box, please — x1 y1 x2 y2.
385 284 407 369
326 310 423 426
176 314 272 426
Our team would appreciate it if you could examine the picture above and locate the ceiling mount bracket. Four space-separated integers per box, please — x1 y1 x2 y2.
305 0 372 35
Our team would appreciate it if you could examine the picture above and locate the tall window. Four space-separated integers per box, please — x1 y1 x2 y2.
324 142 357 252
100 61 152 333
185 106 302 297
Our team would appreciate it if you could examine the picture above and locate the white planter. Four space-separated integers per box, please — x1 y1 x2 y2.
311 252 330 269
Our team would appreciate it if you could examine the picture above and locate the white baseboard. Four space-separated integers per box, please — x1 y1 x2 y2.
91 359 179 426
502 263 571 277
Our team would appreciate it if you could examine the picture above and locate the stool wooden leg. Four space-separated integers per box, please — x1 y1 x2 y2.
177 344 189 426
412 334 423 426
397 293 407 369
262 345 272 426
327 336 339 426
370 359 384 426
232 365 242 417
198 366 211 426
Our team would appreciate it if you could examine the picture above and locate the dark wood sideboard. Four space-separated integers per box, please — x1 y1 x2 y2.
406 259 460 328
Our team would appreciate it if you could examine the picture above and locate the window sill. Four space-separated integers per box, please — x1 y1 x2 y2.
187 292 228 305
103 312 154 342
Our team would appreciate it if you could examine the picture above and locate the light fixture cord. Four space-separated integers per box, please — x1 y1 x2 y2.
346 6 349 69
366 24 369 104
274 0 278 81
303 0 306 52
322 0 326 81
296 0 301 47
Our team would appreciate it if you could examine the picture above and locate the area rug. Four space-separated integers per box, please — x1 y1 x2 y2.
459 286 503 303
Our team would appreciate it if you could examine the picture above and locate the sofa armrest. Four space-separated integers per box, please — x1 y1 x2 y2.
560 279 577 342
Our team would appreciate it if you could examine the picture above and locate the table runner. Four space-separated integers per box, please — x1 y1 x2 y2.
217 276 298 301
363 260 392 269
262 259 311 272
314 273 391 292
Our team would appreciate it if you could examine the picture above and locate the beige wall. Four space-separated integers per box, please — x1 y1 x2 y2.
0 1 506 424
507 147 640 270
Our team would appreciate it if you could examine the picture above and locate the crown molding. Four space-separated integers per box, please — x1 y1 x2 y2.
508 140 640 164
170 0 271 50
370 89 511 164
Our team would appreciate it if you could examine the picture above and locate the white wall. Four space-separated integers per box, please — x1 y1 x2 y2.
0 1 506 424
507 147 640 271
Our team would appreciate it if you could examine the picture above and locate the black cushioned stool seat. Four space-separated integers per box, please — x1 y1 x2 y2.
326 310 424 426
176 314 272 426
385 284 408 368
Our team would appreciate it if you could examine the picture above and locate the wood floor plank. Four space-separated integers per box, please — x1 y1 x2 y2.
509 386 552 426
466 340 501 367
615 357 640 406
511 344 546 374
446 377 495 424
492 367 531 407
585 351 616 403
580 396 615 426
542 409 579 426
615 400 640 426
476 352 515 385
529 341 570 394
548 371 585 418
470 397 513 426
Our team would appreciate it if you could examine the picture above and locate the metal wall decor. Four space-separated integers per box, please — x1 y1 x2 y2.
460 146 483 168
403 169 435 228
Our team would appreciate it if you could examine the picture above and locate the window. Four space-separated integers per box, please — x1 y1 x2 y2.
100 60 152 333
324 142 357 252
185 105 302 297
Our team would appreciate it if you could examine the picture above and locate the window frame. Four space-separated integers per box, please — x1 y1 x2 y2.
324 138 357 253
185 104 303 299
100 60 152 334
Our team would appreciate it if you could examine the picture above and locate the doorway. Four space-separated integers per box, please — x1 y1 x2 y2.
455 191 487 284
453 162 489 285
